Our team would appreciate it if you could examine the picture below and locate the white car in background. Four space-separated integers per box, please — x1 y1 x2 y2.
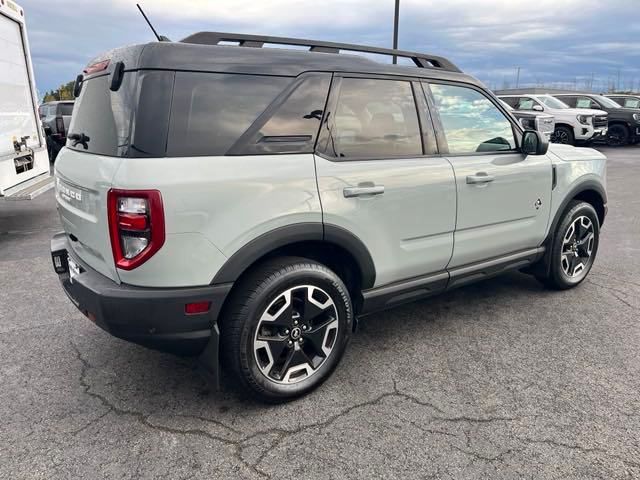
498 94 608 146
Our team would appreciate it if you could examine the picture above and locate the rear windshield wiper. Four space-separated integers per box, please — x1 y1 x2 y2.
68 133 91 150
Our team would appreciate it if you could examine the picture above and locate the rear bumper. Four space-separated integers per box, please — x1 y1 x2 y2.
50 232 232 356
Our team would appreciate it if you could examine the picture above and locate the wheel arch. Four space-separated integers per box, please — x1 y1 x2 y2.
549 181 607 238
211 223 376 296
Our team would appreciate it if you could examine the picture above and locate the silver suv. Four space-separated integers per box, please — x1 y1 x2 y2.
51 33 607 402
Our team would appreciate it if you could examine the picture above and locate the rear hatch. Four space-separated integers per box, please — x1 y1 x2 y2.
54 45 155 282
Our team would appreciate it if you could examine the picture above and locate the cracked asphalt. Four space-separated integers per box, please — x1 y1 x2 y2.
1 146 639 479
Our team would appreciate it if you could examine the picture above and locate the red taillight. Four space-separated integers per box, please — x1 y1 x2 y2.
107 189 165 270
83 60 110 75
185 302 211 315
56 117 65 137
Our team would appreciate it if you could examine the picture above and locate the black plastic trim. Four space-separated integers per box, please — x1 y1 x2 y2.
210 223 376 289
360 272 448 315
51 233 230 356
180 31 461 72
360 247 545 316
447 247 544 290
548 181 607 239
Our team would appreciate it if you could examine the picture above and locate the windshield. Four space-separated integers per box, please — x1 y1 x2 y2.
594 95 621 108
540 96 569 109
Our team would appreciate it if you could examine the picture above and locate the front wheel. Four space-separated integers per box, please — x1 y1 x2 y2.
535 201 600 290
552 126 575 145
220 257 353 402
607 124 630 146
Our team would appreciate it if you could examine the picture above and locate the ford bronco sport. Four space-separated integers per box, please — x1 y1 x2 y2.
51 33 607 402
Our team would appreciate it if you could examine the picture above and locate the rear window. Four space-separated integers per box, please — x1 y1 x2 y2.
59 103 74 115
67 73 136 157
167 73 289 157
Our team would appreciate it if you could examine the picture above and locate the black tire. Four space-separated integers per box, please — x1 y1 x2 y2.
607 124 630 146
535 201 600 290
220 257 353 403
552 125 575 145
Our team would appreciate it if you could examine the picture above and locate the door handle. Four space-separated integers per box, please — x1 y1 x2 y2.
466 172 495 184
343 185 385 198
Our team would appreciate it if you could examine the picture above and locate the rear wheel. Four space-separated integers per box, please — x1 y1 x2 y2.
552 125 574 145
535 201 600 290
607 124 630 146
221 257 352 402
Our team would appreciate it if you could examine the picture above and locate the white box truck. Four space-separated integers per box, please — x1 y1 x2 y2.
0 0 53 200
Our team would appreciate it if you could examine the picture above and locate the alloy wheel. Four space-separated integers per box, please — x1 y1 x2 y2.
561 215 595 278
553 129 570 144
253 285 339 384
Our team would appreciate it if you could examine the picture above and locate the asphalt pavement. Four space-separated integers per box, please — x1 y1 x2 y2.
1 146 639 479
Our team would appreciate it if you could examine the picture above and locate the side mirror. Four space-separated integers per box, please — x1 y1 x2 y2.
532 104 544 112
522 130 549 155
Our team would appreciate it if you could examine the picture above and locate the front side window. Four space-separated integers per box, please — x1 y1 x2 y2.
429 83 516 154
624 98 640 108
324 78 422 158
576 97 594 109
516 97 538 110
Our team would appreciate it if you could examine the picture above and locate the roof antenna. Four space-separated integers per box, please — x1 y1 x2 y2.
136 4 171 42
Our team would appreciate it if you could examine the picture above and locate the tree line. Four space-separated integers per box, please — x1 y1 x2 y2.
42 80 75 102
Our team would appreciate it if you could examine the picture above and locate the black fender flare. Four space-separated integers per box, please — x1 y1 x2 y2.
211 223 376 289
534 180 607 278
547 180 607 240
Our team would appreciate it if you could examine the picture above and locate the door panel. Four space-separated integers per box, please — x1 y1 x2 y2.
446 152 551 267
426 82 552 267
315 155 456 287
314 75 456 288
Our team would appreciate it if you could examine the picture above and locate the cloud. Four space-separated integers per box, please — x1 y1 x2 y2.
16 0 640 95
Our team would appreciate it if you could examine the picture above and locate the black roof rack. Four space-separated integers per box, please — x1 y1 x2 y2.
180 32 461 73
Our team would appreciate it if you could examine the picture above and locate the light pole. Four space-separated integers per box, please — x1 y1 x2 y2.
515 66 521 89
392 0 400 64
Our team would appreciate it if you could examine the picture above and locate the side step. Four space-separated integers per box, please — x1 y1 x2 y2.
3 173 55 201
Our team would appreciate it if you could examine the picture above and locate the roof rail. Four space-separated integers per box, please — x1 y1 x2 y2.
180 32 461 73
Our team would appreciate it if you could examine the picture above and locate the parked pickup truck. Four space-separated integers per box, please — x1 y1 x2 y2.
605 94 640 109
499 100 555 139
554 93 640 146
498 94 608 146
40 100 74 161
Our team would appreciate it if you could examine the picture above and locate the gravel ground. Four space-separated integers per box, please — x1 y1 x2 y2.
0 146 638 479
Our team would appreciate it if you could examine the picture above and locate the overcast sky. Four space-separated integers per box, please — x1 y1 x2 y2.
18 0 640 96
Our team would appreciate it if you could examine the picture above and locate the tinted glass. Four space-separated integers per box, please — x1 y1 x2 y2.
168 72 289 157
500 97 519 108
326 78 422 158
230 73 331 155
430 84 516 154
557 96 577 107
59 103 74 115
67 72 136 156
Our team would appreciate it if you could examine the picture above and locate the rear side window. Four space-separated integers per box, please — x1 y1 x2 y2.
67 73 136 157
228 73 331 155
322 77 422 159
429 83 516 154
558 97 577 107
167 73 289 157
